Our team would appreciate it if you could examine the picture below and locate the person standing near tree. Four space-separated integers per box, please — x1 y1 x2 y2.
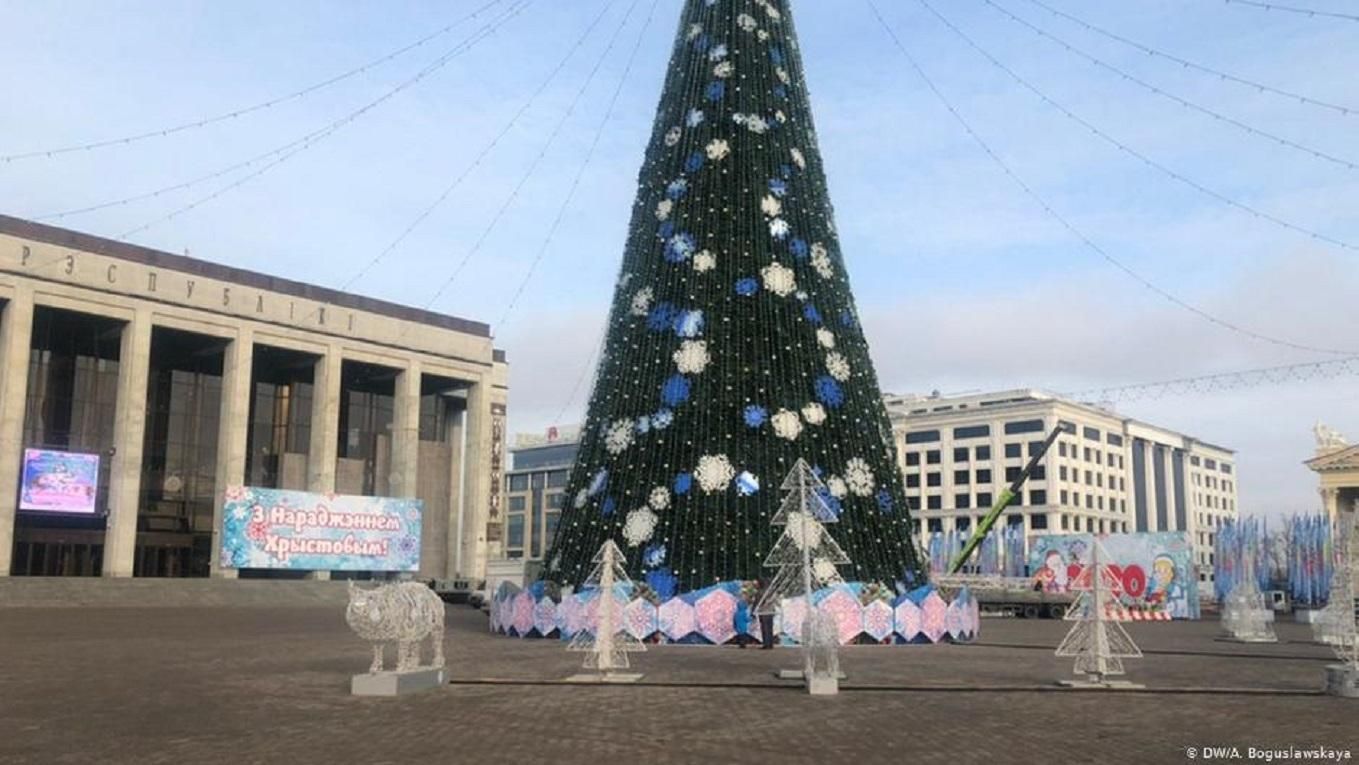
757 578 777 650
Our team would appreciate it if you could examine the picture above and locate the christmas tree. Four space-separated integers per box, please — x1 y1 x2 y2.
541 0 924 593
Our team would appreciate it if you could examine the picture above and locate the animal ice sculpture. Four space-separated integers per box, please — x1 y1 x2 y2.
346 581 445 673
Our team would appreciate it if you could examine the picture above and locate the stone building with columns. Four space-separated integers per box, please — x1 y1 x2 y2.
0 215 507 582
1306 423 1358 523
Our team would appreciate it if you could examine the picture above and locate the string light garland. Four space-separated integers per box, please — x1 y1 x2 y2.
417 0 642 315
984 0 1359 170
864 0 1357 357
1019 0 1356 116
34 0 531 227
914 0 1359 255
334 0 620 297
1064 356 1359 403
494 0 663 332
1220 0 1359 22
0 0 507 163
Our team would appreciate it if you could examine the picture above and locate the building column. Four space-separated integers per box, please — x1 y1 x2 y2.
0 287 35 576
457 377 492 581
305 347 342 580
103 309 153 577
209 328 253 578
1321 487 1340 522
390 362 421 500
444 402 466 580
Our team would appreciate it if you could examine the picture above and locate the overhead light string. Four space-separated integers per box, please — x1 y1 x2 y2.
0 0 508 163
863 0 1358 357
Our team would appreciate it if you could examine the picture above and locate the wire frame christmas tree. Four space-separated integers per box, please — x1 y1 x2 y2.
567 540 646 676
540 0 925 596
1220 546 1278 643
1055 538 1142 686
754 460 848 691
1319 512 1359 667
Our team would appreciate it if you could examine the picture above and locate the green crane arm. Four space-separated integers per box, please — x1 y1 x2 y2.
946 424 1068 575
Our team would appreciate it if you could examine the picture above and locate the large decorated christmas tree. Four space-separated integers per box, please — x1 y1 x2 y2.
541 0 924 595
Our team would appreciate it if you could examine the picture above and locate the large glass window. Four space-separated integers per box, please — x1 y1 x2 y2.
953 424 990 439
906 429 940 444
905 452 920 466
1004 419 1044 435
954 470 969 485
1004 443 1021 458
953 447 969 463
975 445 991 461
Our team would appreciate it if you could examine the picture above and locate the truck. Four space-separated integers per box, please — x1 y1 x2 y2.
932 573 1075 619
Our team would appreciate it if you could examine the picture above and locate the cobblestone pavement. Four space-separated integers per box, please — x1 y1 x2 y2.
2 605 1356 764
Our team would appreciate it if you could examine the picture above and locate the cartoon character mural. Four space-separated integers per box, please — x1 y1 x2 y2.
1028 533 1198 619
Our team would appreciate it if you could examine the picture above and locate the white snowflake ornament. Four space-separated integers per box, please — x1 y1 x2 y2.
771 409 802 441
623 508 658 547
801 402 827 425
665 126 682 147
705 138 730 161
791 147 806 169
827 476 848 499
760 194 782 218
816 328 836 348
713 61 734 79
630 287 654 316
605 419 635 455
673 340 710 374
826 351 851 381
693 250 717 272
761 262 797 297
845 458 876 497
696 455 735 493
655 199 673 221
648 486 671 511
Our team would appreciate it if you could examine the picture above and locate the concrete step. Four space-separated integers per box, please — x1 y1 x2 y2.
0 577 352 608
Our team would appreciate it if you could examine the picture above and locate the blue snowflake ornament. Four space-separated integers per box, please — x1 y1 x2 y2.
588 469 609 496
648 303 678 331
666 178 689 199
735 471 760 496
815 375 845 409
652 409 674 429
665 232 697 263
803 304 822 324
706 81 726 102
661 375 691 406
643 544 667 568
686 108 705 127
674 472 693 496
789 238 809 259
735 277 759 296
602 497 617 517
686 151 705 173
743 405 768 428
674 309 704 338
876 488 895 515
768 178 788 197
770 46 785 65
657 220 675 240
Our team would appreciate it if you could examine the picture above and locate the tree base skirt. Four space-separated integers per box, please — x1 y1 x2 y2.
490 581 980 646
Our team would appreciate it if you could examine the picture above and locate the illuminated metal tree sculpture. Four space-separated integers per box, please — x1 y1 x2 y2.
1221 546 1278 644
754 459 848 694
567 539 646 679
540 0 925 596
1320 511 1359 667
1055 539 1142 687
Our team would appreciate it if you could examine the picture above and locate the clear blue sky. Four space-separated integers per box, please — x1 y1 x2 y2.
2 0 1356 516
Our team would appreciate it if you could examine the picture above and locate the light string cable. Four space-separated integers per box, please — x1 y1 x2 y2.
333 0 621 295
1018 0 1356 116
862 0 1357 356
494 0 661 332
1220 0 1359 23
913 0 1359 255
414 0 643 317
984 0 1358 170
31 1 529 227
0 0 506 163
514 0 660 430
1064 355 1359 403
118 2 534 240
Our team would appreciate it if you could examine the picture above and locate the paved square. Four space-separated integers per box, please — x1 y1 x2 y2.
2 605 1356 764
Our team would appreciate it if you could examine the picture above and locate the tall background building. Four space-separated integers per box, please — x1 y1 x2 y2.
885 390 1238 582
